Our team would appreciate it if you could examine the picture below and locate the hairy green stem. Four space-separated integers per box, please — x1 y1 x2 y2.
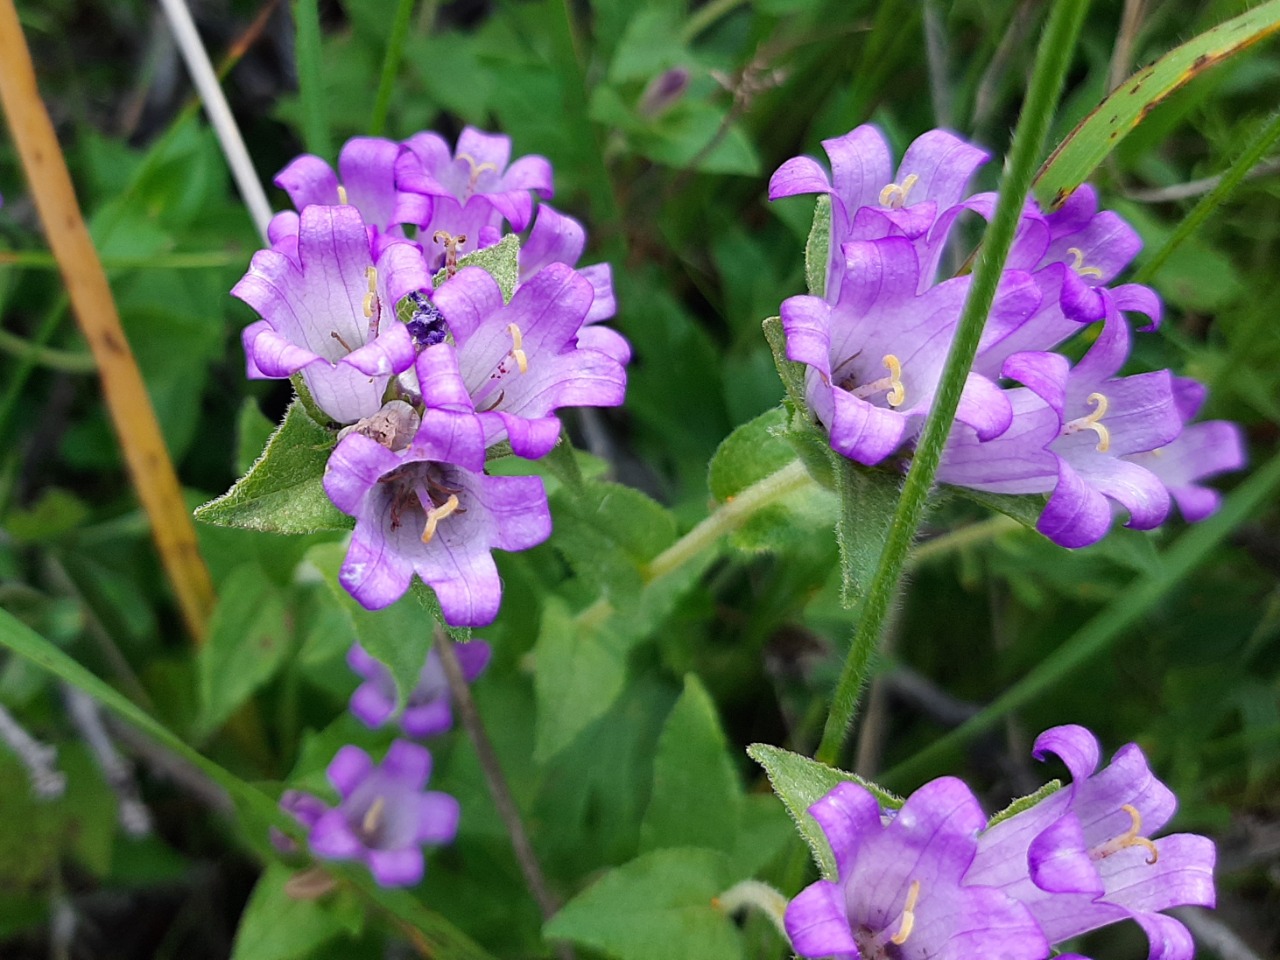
1134 109 1280 285
292 0 331 158
814 0 1091 767
0 326 95 372
369 0 418 137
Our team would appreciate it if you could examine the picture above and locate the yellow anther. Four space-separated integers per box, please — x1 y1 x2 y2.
508 323 529 374
362 796 385 836
1118 804 1160 865
337 184 349 205
456 153 500 188
421 494 460 544
889 880 921 946
1067 246 1105 279
362 266 378 319
1083 392 1110 452
883 354 906 408
878 173 920 209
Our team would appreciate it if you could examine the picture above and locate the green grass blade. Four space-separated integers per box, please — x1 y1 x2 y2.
813 0 1091 767
881 447 1280 790
0 607 495 958
1034 0 1280 208
369 0 417 137
292 0 331 158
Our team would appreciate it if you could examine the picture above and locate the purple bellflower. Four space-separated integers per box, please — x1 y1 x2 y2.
234 205 426 424
770 124 990 297
423 262 627 459
781 236 1036 466
786 778 1049 960
347 640 491 737
1124 376 1246 522
520 203 628 363
322 381 551 625
969 725 1215 960
396 126 553 267
269 136 429 259
281 741 459 888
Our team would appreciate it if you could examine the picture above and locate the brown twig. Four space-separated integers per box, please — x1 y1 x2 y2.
0 0 215 644
433 629 575 960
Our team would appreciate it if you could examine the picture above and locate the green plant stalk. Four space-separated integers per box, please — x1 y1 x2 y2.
681 0 748 43
882 446 1280 789
0 293 69 445
0 250 240 269
813 0 1091 767
369 0 418 137
0 327 103 372
1133 109 1280 285
0 606 496 959
292 0 331 158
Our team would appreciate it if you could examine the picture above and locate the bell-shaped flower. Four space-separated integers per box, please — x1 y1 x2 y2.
785 778 1049 960
347 640 491 737
781 236 1036 466
322 396 551 626
294 741 459 888
519 204 627 363
426 262 627 459
1000 304 1182 547
268 136 429 259
969 725 1215 960
233 205 425 424
1123 376 1246 522
770 124 989 298
396 126 553 266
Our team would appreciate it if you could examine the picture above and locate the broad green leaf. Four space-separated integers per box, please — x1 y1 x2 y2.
728 794 794 881
0 607 494 959
533 597 630 763
305 542 433 713
434 234 521 303
708 408 836 553
196 563 292 737
640 675 741 853
608 8 687 82
1035 0 1280 208
545 848 743 960
830 453 901 607
231 863 362 960
804 195 830 299
550 480 677 607
987 780 1062 828
195 399 351 535
747 743 901 879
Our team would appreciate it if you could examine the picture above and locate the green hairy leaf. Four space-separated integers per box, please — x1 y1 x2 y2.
987 780 1063 828
545 848 743 960
829 454 902 607
747 743 902 879
804 194 831 298
433 233 521 302
195 398 351 534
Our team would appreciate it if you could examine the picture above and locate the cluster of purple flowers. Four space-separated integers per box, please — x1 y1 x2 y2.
771 125 1245 547
234 128 627 626
276 639 491 888
787 724 1215 960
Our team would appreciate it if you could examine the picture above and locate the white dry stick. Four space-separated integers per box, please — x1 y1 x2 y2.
157 0 273 241
0 701 66 798
63 684 153 837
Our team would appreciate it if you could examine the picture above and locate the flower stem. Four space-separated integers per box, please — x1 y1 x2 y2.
813 0 1091 767
433 630 575 960
369 0 418 137
906 515 1021 569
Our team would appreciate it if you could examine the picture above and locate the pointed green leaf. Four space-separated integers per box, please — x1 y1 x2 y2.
195 399 351 534
433 233 521 302
987 780 1062 828
640 675 741 853
1035 1 1280 208
761 316 807 415
196 563 292 737
231 863 357 960
804 195 830 298
829 452 901 606
305 542 433 713
747 743 901 879
545 848 743 960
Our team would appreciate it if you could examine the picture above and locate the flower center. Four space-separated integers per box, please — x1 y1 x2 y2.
434 230 467 277
1063 392 1111 452
471 323 531 410
841 354 907 408
854 879 921 960
878 174 919 210
337 184 349 205
361 795 386 841
1090 804 1159 865
405 292 449 351
382 464 466 541
363 265 381 337
1067 246 1104 279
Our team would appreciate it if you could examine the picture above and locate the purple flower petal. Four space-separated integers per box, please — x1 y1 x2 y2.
809 781 883 879
417 791 461 845
1038 458 1113 548
1028 814 1102 896
327 745 374 799
275 154 341 210
785 880 858 957
367 847 425 887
